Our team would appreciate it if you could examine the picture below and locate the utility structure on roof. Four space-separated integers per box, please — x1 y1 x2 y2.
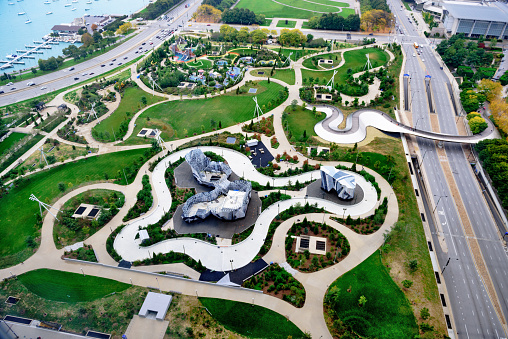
29 193 60 220
253 97 263 119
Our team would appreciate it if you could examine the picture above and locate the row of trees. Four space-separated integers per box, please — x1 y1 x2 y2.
476 139 508 209
219 24 273 44
202 0 234 11
135 0 183 20
307 13 360 31
222 7 265 25
38 56 65 71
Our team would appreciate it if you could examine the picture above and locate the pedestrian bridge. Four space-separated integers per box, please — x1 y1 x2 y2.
314 105 497 144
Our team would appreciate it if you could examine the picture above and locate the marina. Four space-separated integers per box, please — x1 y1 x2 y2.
0 39 58 70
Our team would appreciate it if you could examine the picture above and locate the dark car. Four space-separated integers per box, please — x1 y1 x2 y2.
118 62 122 65
89 72 94 75
124 56 128 60
109 63 114 66
74 77 79 81
142 42 146 45
112 58 116 61
368 33 373 35
101 64 105 67
10 87 16 90
0 91 4 94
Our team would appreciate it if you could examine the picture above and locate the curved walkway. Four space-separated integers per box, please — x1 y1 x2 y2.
114 146 379 271
314 105 498 144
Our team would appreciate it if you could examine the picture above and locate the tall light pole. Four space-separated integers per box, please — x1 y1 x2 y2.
418 149 429 168
433 194 447 214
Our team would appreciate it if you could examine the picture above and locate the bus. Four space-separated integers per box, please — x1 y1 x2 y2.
414 42 419 49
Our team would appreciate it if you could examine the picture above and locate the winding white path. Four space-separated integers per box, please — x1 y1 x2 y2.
114 146 378 271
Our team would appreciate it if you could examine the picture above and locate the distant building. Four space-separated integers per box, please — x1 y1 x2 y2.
441 1 508 38
51 24 84 36
320 166 356 200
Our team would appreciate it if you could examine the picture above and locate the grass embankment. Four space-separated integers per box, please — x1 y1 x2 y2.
0 132 26 154
92 85 164 142
122 80 287 145
0 134 44 175
250 68 296 85
0 148 147 268
200 297 305 338
323 137 447 337
283 106 325 142
302 48 389 85
276 47 320 61
19 269 129 302
186 58 213 69
236 0 348 19
325 253 418 338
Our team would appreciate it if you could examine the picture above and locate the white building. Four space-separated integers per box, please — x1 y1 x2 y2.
441 1 508 39
320 167 356 200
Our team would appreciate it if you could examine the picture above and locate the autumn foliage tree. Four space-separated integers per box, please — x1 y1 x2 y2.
360 10 394 32
193 4 222 23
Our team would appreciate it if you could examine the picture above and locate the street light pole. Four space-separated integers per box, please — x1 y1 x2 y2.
433 194 448 214
418 150 429 168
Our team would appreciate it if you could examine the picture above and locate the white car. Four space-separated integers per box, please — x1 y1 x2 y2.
40 86 47 90
413 53 415 57
6 82 13 86
82 73 87 76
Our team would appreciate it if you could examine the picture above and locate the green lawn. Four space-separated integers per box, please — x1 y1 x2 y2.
200 297 304 338
326 253 418 338
276 19 297 28
92 85 164 142
302 47 389 86
228 48 258 56
301 21 311 29
302 52 341 70
186 58 213 69
19 269 130 302
277 47 319 61
260 18 272 26
236 0 347 19
283 106 325 142
250 68 296 85
0 132 27 155
121 80 287 144
0 149 147 267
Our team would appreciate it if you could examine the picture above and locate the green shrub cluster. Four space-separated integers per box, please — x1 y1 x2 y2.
260 191 291 211
331 197 388 234
476 139 508 209
122 175 153 222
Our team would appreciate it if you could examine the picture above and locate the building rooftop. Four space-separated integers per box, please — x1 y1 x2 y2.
51 25 83 32
138 292 172 321
443 1 508 22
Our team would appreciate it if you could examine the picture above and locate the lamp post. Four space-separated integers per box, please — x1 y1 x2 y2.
433 194 447 214
418 149 429 168
343 208 346 218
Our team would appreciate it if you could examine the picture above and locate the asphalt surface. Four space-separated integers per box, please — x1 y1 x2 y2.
389 0 508 336
0 0 202 107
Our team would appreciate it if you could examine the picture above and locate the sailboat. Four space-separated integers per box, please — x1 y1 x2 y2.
17 11 26 15
25 17 32 24
46 11 53 14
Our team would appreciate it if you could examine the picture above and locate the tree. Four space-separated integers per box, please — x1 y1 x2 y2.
290 99 298 111
193 4 222 23
81 33 94 47
358 295 367 307
279 29 307 46
58 182 66 192
469 116 488 134
116 22 133 35
409 259 418 271
31 67 37 74
402 279 413 288
141 96 147 106
420 307 430 320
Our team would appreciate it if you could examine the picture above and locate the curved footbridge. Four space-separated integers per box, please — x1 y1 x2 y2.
314 105 497 144
114 146 379 272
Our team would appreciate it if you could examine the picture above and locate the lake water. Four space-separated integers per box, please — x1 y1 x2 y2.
0 0 147 72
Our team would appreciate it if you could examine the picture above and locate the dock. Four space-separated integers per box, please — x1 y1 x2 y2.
0 39 56 70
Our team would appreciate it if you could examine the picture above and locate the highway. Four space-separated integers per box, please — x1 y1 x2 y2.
388 0 508 336
0 0 202 107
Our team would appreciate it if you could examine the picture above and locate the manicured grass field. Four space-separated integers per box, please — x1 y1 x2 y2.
122 81 287 144
302 47 389 85
186 58 213 69
19 269 130 302
277 47 319 61
302 52 341 70
250 69 296 85
0 132 26 155
260 18 272 26
284 106 325 142
236 0 347 19
199 297 304 338
92 85 164 142
0 149 147 266
276 19 297 28
326 253 418 338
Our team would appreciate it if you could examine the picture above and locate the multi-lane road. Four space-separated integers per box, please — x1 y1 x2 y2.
0 0 202 107
389 0 508 337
